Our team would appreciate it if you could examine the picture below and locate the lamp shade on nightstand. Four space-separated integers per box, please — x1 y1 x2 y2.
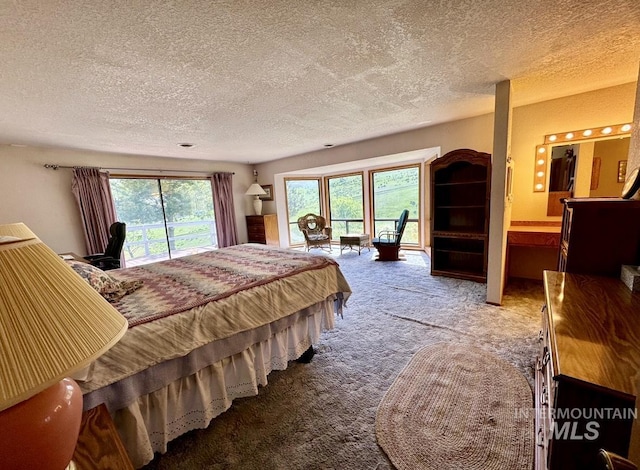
0 223 128 470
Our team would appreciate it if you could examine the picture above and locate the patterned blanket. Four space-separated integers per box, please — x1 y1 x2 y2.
111 244 339 328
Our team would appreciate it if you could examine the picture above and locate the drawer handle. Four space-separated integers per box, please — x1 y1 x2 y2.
542 349 551 368
537 427 545 447
538 330 544 343
540 386 548 406
541 304 547 313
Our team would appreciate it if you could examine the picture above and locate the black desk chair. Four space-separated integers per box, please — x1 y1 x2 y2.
372 209 409 261
84 222 126 270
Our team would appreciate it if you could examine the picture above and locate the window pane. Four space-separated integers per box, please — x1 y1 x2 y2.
372 166 420 244
160 179 217 259
110 179 169 265
328 174 364 240
285 179 321 244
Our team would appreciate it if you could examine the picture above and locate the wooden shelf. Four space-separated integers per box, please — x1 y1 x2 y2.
434 180 487 186
433 248 484 256
430 149 491 282
435 204 486 209
433 231 486 238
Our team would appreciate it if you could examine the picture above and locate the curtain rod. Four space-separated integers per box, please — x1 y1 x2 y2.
43 164 234 175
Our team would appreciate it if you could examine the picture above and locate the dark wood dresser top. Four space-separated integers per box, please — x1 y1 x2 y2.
543 270 640 399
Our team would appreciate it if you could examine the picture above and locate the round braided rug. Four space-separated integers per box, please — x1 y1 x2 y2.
375 342 533 470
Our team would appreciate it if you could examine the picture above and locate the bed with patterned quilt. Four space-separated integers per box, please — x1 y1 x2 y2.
72 243 351 468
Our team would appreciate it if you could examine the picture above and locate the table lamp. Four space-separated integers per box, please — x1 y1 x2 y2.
0 223 128 470
245 170 267 215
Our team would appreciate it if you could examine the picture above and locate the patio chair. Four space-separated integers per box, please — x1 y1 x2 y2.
372 209 409 261
297 213 332 252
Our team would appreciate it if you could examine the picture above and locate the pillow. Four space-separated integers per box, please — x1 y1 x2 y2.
66 260 142 302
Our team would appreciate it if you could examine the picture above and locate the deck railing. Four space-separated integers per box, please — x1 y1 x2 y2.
123 220 217 265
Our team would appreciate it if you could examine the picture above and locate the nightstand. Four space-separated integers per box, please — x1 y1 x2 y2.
72 404 133 470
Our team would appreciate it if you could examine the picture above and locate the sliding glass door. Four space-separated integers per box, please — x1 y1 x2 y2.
110 177 217 266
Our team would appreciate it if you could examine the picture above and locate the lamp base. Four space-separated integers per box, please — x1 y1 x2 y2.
253 196 263 216
0 378 83 470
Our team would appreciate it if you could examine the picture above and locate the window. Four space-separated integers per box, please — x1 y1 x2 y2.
371 165 420 245
283 164 422 248
110 178 217 266
327 173 364 240
285 178 321 245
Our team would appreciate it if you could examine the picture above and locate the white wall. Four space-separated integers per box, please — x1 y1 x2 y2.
0 146 253 253
256 113 495 190
257 113 496 246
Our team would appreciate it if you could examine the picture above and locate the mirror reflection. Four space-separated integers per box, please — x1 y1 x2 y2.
546 136 630 215
549 145 577 192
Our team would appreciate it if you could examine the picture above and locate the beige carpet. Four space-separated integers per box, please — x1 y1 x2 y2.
376 342 534 470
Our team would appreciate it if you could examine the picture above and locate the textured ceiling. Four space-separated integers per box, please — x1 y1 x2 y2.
1 0 639 163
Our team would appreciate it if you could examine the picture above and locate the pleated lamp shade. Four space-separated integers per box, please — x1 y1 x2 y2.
245 182 266 196
0 223 128 411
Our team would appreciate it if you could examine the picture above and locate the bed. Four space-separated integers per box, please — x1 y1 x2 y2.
73 243 351 468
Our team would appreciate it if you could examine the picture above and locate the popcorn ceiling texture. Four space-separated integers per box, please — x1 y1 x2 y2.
0 0 639 162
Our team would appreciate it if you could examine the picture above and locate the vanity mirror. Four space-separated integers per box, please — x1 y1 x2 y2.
533 123 632 216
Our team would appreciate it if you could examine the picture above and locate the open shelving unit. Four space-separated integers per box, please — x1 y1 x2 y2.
430 148 491 282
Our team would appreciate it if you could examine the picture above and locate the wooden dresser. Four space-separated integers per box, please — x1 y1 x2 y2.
558 198 640 277
246 214 279 246
536 271 640 470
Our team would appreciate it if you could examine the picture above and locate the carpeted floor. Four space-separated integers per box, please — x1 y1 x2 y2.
142 249 544 470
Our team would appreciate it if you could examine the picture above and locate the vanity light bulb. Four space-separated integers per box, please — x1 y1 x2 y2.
538 147 546 154
621 124 632 132
537 171 544 178
582 130 592 137
537 159 545 166
565 133 574 139
602 127 612 134
549 135 557 142
535 183 543 190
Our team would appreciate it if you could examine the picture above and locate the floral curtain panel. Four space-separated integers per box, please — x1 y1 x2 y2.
210 172 239 247
71 167 118 258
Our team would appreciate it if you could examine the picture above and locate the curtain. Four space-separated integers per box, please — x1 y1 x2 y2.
71 168 118 256
210 172 239 247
